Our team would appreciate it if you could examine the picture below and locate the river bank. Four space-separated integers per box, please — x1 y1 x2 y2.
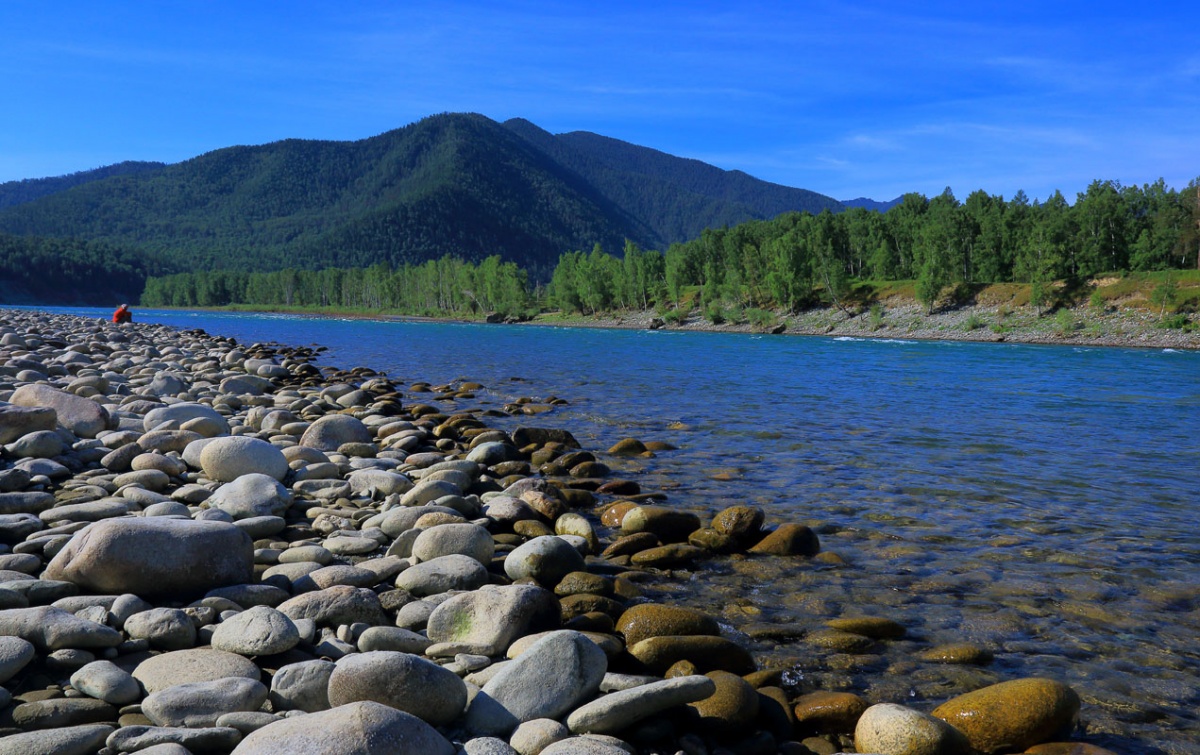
0 308 1135 753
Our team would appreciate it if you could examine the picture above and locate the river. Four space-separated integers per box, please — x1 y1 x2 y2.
33 307 1200 753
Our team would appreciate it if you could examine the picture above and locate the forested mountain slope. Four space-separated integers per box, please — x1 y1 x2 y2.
503 118 842 244
0 114 844 286
0 161 166 210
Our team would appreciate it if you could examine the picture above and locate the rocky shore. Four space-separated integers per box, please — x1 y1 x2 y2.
0 307 1113 755
528 299 1200 351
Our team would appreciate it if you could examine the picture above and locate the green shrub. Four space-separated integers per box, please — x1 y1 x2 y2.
1159 313 1190 330
1054 308 1078 335
964 313 985 331
704 305 726 325
868 303 885 331
745 307 777 329
1089 289 1106 311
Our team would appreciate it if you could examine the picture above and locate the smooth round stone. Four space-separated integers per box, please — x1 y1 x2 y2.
616 604 720 648
7 429 64 458
70 660 141 705
295 565 380 592
10 697 117 729
211 605 300 656
932 678 1081 754
0 635 36 683
216 710 282 734
425 584 561 657
233 515 287 539
205 583 291 610
328 651 467 726
511 718 571 754
131 453 188 476
10 383 110 438
917 642 995 665
503 536 585 587
268 659 336 713
144 402 229 435
685 670 759 732
276 585 389 628
207 474 293 519
792 690 869 735
401 480 463 507
114 469 172 492
411 523 495 565
142 676 269 728
827 615 907 639
132 648 261 693
356 626 433 654
541 736 633 755
855 703 970 755
122 608 197 650
347 469 413 497
567 675 716 735
627 635 756 675
200 436 289 482
0 606 121 652
278 545 334 565
323 535 381 556
300 414 373 452
396 554 488 597
467 631 608 737
0 723 115 755
619 506 701 543
233 701 455 755
143 501 192 517
748 523 821 556
42 517 254 600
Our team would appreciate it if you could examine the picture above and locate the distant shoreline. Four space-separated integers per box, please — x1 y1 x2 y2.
118 299 1200 352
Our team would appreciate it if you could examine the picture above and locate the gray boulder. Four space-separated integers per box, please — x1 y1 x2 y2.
426 584 560 656
0 606 121 652
142 677 269 727
328 651 467 726
10 384 110 438
231 701 455 755
207 474 293 519
200 436 289 482
504 536 586 587
411 523 495 565
395 554 489 597
133 648 261 693
0 404 57 445
144 402 229 435
268 659 335 712
466 631 607 736
299 415 372 452
70 660 141 705
44 517 254 599
211 605 300 656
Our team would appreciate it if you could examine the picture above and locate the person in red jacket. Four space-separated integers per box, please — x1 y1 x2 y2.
112 304 133 324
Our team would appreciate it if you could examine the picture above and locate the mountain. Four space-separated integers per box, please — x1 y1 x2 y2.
0 161 166 210
841 196 901 212
501 118 841 245
0 113 845 289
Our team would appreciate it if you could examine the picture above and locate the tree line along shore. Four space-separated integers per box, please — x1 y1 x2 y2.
138 180 1199 343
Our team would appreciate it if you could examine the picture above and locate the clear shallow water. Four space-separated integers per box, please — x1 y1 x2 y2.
34 308 1200 753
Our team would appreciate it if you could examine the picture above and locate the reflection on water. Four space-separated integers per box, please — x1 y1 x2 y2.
38 307 1200 752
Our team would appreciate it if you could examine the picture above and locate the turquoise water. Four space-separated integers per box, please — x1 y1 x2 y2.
30 307 1200 752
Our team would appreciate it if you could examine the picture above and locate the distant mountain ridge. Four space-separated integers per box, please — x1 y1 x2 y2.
0 161 166 210
0 114 879 284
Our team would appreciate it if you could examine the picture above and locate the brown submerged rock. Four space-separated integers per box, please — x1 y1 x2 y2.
826 615 906 639
619 505 700 543
628 635 756 675
792 690 870 735
748 523 820 557
686 670 759 732
617 603 721 647
918 642 995 665
932 678 1081 754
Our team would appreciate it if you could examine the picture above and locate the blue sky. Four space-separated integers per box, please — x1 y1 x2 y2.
1 1 1197 202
